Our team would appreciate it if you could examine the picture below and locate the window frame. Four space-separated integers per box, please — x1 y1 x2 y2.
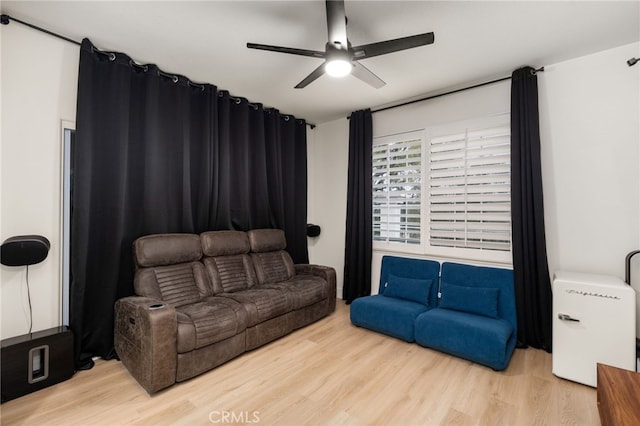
372 114 513 265
372 130 425 249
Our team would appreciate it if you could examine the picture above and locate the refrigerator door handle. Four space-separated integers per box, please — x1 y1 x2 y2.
558 313 580 322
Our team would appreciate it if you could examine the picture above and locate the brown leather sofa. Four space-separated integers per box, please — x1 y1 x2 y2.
114 229 336 394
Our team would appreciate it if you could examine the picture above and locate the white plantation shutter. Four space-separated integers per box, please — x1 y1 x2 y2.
429 123 511 251
373 134 422 244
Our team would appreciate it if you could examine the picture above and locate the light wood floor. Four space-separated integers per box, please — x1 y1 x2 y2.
1 302 599 426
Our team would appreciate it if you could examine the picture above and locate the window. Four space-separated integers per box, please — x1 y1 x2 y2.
429 123 511 252
372 131 423 244
372 114 511 262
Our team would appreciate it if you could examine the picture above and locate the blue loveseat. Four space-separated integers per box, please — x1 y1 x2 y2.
350 256 517 371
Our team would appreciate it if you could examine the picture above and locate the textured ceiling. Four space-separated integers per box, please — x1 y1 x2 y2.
2 1 639 124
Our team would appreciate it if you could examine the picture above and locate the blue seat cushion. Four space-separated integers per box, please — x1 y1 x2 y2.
414 308 515 370
350 295 431 342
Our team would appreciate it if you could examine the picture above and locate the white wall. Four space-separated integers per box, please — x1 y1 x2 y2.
307 119 349 299
539 42 640 334
539 42 639 278
1 23 79 339
309 43 640 312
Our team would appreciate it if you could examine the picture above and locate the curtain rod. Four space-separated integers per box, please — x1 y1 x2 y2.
1 14 81 46
1 13 316 130
349 66 544 118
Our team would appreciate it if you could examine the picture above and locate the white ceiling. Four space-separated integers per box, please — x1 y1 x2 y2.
2 1 639 124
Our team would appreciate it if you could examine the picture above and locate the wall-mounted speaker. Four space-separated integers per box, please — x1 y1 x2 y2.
307 224 321 238
1 235 50 266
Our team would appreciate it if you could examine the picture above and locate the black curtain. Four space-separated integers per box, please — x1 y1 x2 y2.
510 66 553 352
215 93 309 263
71 39 308 368
265 109 309 264
343 109 373 303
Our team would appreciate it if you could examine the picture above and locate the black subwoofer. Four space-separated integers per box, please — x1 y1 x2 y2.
1 326 74 402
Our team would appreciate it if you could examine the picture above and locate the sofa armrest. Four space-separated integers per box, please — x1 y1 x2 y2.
114 296 177 394
295 264 337 311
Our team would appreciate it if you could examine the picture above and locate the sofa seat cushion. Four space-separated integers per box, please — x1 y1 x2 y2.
219 288 291 326
350 295 431 342
414 308 514 370
258 275 328 310
175 298 248 353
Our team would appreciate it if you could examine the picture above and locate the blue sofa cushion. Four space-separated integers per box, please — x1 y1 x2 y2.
379 256 441 307
414 308 515 370
440 262 516 334
350 295 430 342
439 282 500 318
384 274 432 306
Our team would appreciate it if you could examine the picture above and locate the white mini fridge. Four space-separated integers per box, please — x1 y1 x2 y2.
552 271 636 387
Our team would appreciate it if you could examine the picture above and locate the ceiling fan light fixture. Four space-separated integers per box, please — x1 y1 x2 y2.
325 58 352 77
247 1 435 88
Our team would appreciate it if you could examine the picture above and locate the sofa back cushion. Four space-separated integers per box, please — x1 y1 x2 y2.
248 229 295 284
133 233 210 307
384 274 433 306
201 230 257 293
204 255 257 293
135 262 210 307
439 282 500 318
439 262 516 329
379 256 441 307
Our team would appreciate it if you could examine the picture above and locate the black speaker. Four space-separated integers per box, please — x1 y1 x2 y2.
1 326 74 402
1 235 50 266
307 224 321 238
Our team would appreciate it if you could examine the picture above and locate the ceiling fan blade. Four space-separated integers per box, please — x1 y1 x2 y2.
351 32 435 59
247 43 325 59
351 61 386 89
294 62 327 89
325 0 348 49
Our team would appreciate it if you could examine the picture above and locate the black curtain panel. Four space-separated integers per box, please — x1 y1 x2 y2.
72 39 218 368
71 39 308 368
279 113 309 264
343 109 373 303
215 93 309 263
510 66 553 352
215 92 271 231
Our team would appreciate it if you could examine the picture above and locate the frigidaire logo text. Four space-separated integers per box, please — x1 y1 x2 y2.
565 289 620 300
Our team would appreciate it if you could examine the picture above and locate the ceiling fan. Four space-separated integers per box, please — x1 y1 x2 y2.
247 0 435 89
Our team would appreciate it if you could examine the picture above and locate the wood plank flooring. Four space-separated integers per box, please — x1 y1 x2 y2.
1 302 599 425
